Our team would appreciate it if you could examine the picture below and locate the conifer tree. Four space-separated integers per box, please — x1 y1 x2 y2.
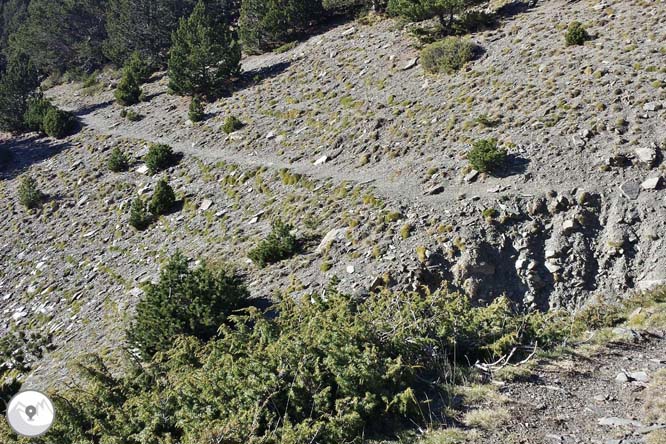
239 0 322 54
387 0 483 31
168 0 240 97
0 53 39 133
114 68 141 106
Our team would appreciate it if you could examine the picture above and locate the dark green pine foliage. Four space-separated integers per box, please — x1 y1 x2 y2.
114 68 142 106
239 0 323 54
0 0 30 50
387 0 485 31
127 251 249 360
149 177 176 215
8 0 107 74
104 0 187 66
0 53 39 133
188 96 205 122
168 0 240 97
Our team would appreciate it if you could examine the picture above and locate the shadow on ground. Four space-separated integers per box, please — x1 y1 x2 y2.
0 135 71 181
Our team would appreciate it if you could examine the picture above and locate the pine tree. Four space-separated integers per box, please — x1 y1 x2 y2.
0 53 39 133
114 68 141 106
239 0 323 53
149 177 176 215
188 96 205 122
104 0 185 66
387 0 484 31
8 0 107 74
129 198 152 230
168 0 240 97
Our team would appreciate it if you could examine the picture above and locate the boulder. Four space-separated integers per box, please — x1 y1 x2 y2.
634 147 657 167
641 176 662 190
316 228 348 254
619 180 640 200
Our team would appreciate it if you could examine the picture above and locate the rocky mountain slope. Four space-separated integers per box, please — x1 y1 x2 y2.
0 0 665 408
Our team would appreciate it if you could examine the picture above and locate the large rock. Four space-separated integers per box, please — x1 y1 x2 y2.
641 176 662 190
634 147 657 167
619 180 640 200
316 228 348 254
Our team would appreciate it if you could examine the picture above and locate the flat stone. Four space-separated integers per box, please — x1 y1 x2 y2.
341 27 356 36
635 147 657 167
562 219 577 233
316 228 348 254
464 170 479 183
620 180 641 200
598 417 642 428
641 176 662 190
200 199 213 211
643 102 661 112
314 155 328 166
402 58 418 70
136 165 149 175
424 184 445 195
629 371 649 383
615 372 630 383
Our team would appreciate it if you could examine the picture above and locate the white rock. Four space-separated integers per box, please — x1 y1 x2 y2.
402 58 418 70
635 147 656 167
464 170 479 183
316 228 348 254
200 199 213 211
346 265 355 274
136 165 149 175
314 155 328 166
341 27 356 36
641 176 662 190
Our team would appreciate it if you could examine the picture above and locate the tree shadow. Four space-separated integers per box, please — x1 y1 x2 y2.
0 135 71 181
494 154 530 178
72 99 115 117
495 1 535 20
226 60 293 96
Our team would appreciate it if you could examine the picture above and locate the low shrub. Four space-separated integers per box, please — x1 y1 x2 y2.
120 108 142 121
248 219 298 267
467 138 507 174
421 37 476 74
222 115 243 134
18 175 43 209
565 21 591 46
127 251 249 359
43 108 75 138
125 51 153 84
188 96 205 122
114 69 141 106
35 288 577 444
23 97 55 133
144 143 176 174
148 177 176 215
129 198 152 230
107 147 129 172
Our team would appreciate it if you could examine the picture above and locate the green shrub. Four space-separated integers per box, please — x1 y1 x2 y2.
107 147 129 172
248 219 298 267
120 109 142 121
43 108 75 138
467 138 507 174
23 97 56 133
39 289 575 444
129 198 152 230
144 143 176 174
149 177 176 215
222 115 243 134
125 50 153 83
168 1 241 96
114 69 141 106
18 175 43 209
420 37 476 74
188 96 205 122
565 21 591 46
128 251 249 359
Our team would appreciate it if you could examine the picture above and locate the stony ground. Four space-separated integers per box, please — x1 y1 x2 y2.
0 0 665 440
